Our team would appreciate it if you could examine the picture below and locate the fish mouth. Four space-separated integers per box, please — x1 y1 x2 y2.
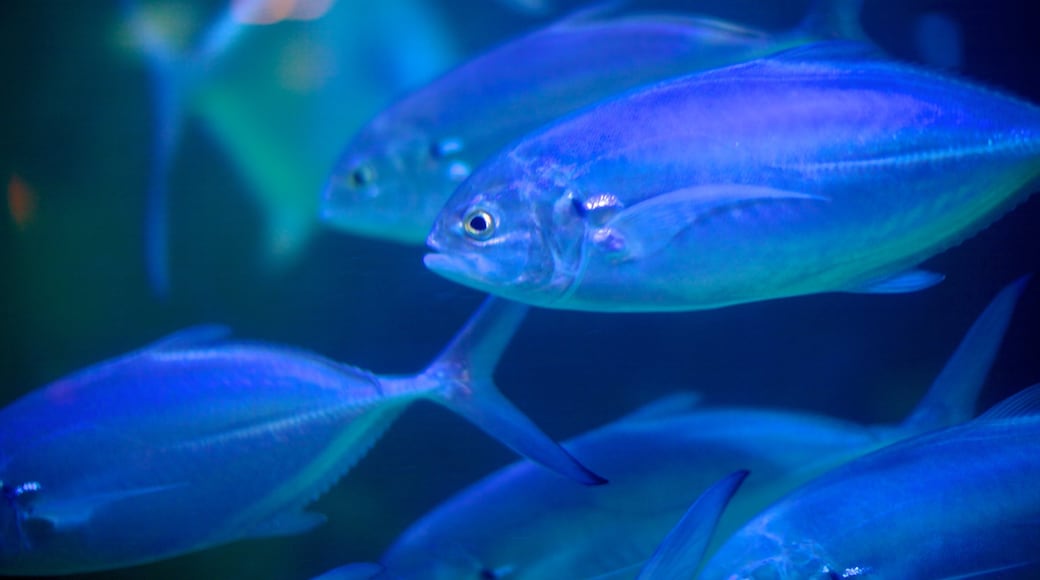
423 252 481 287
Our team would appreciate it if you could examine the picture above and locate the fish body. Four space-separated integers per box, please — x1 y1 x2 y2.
0 300 598 575
700 384 1040 580
0 335 391 574
313 278 1026 579
322 2 864 244
425 43 1040 311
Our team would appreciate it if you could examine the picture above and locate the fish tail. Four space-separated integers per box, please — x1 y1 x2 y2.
121 0 186 299
420 297 606 485
797 0 867 42
121 0 253 299
900 275 1031 433
637 471 749 580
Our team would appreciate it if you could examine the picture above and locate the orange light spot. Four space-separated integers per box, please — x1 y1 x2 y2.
233 0 293 24
289 0 334 21
8 174 37 230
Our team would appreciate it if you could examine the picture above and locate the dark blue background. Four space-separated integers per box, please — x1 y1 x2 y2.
2 0 1038 577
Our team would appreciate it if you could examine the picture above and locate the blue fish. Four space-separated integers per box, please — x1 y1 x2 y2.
311 277 1026 580
322 1 865 244
424 42 1040 312
694 381 1040 579
0 298 601 575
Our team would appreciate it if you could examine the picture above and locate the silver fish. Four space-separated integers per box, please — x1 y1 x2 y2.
0 298 601 575
425 42 1040 311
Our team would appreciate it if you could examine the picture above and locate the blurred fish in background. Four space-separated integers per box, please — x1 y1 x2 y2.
121 0 460 297
321 0 865 246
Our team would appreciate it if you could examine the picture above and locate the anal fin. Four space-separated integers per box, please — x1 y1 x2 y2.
847 269 944 294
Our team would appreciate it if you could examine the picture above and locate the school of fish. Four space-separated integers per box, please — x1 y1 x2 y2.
4 0 1040 578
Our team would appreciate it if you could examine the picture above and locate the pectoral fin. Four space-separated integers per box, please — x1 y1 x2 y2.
34 483 186 531
597 185 827 260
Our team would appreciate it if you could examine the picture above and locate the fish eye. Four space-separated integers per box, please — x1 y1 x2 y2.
463 208 495 240
348 165 375 188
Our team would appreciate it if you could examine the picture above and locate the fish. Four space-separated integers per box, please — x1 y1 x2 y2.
0 298 601 575
310 277 1027 580
694 381 1040 580
121 0 459 297
321 0 866 245
424 41 1040 312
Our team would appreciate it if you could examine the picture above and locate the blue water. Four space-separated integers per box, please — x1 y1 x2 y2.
3 1 1039 578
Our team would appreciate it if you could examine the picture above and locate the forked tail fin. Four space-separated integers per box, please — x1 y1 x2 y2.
420 296 606 485
120 0 256 298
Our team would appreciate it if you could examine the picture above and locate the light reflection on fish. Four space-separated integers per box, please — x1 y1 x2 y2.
0 298 600 575
322 1 865 244
312 278 1026 580
425 42 1040 312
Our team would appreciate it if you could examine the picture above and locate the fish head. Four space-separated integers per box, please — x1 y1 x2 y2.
321 114 473 245
423 157 589 307
0 479 48 563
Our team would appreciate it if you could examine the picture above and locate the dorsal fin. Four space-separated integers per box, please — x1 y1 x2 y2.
637 470 750 579
619 392 702 424
976 384 1040 422
143 325 232 352
901 275 1029 431
549 0 627 30
770 39 887 65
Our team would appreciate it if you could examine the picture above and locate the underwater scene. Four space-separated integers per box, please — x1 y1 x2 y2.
3 0 1040 578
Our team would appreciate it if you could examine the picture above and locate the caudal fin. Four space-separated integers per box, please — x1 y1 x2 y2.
420 297 606 485
121 0 255 299
901 275 1031 432
637 470 750 579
